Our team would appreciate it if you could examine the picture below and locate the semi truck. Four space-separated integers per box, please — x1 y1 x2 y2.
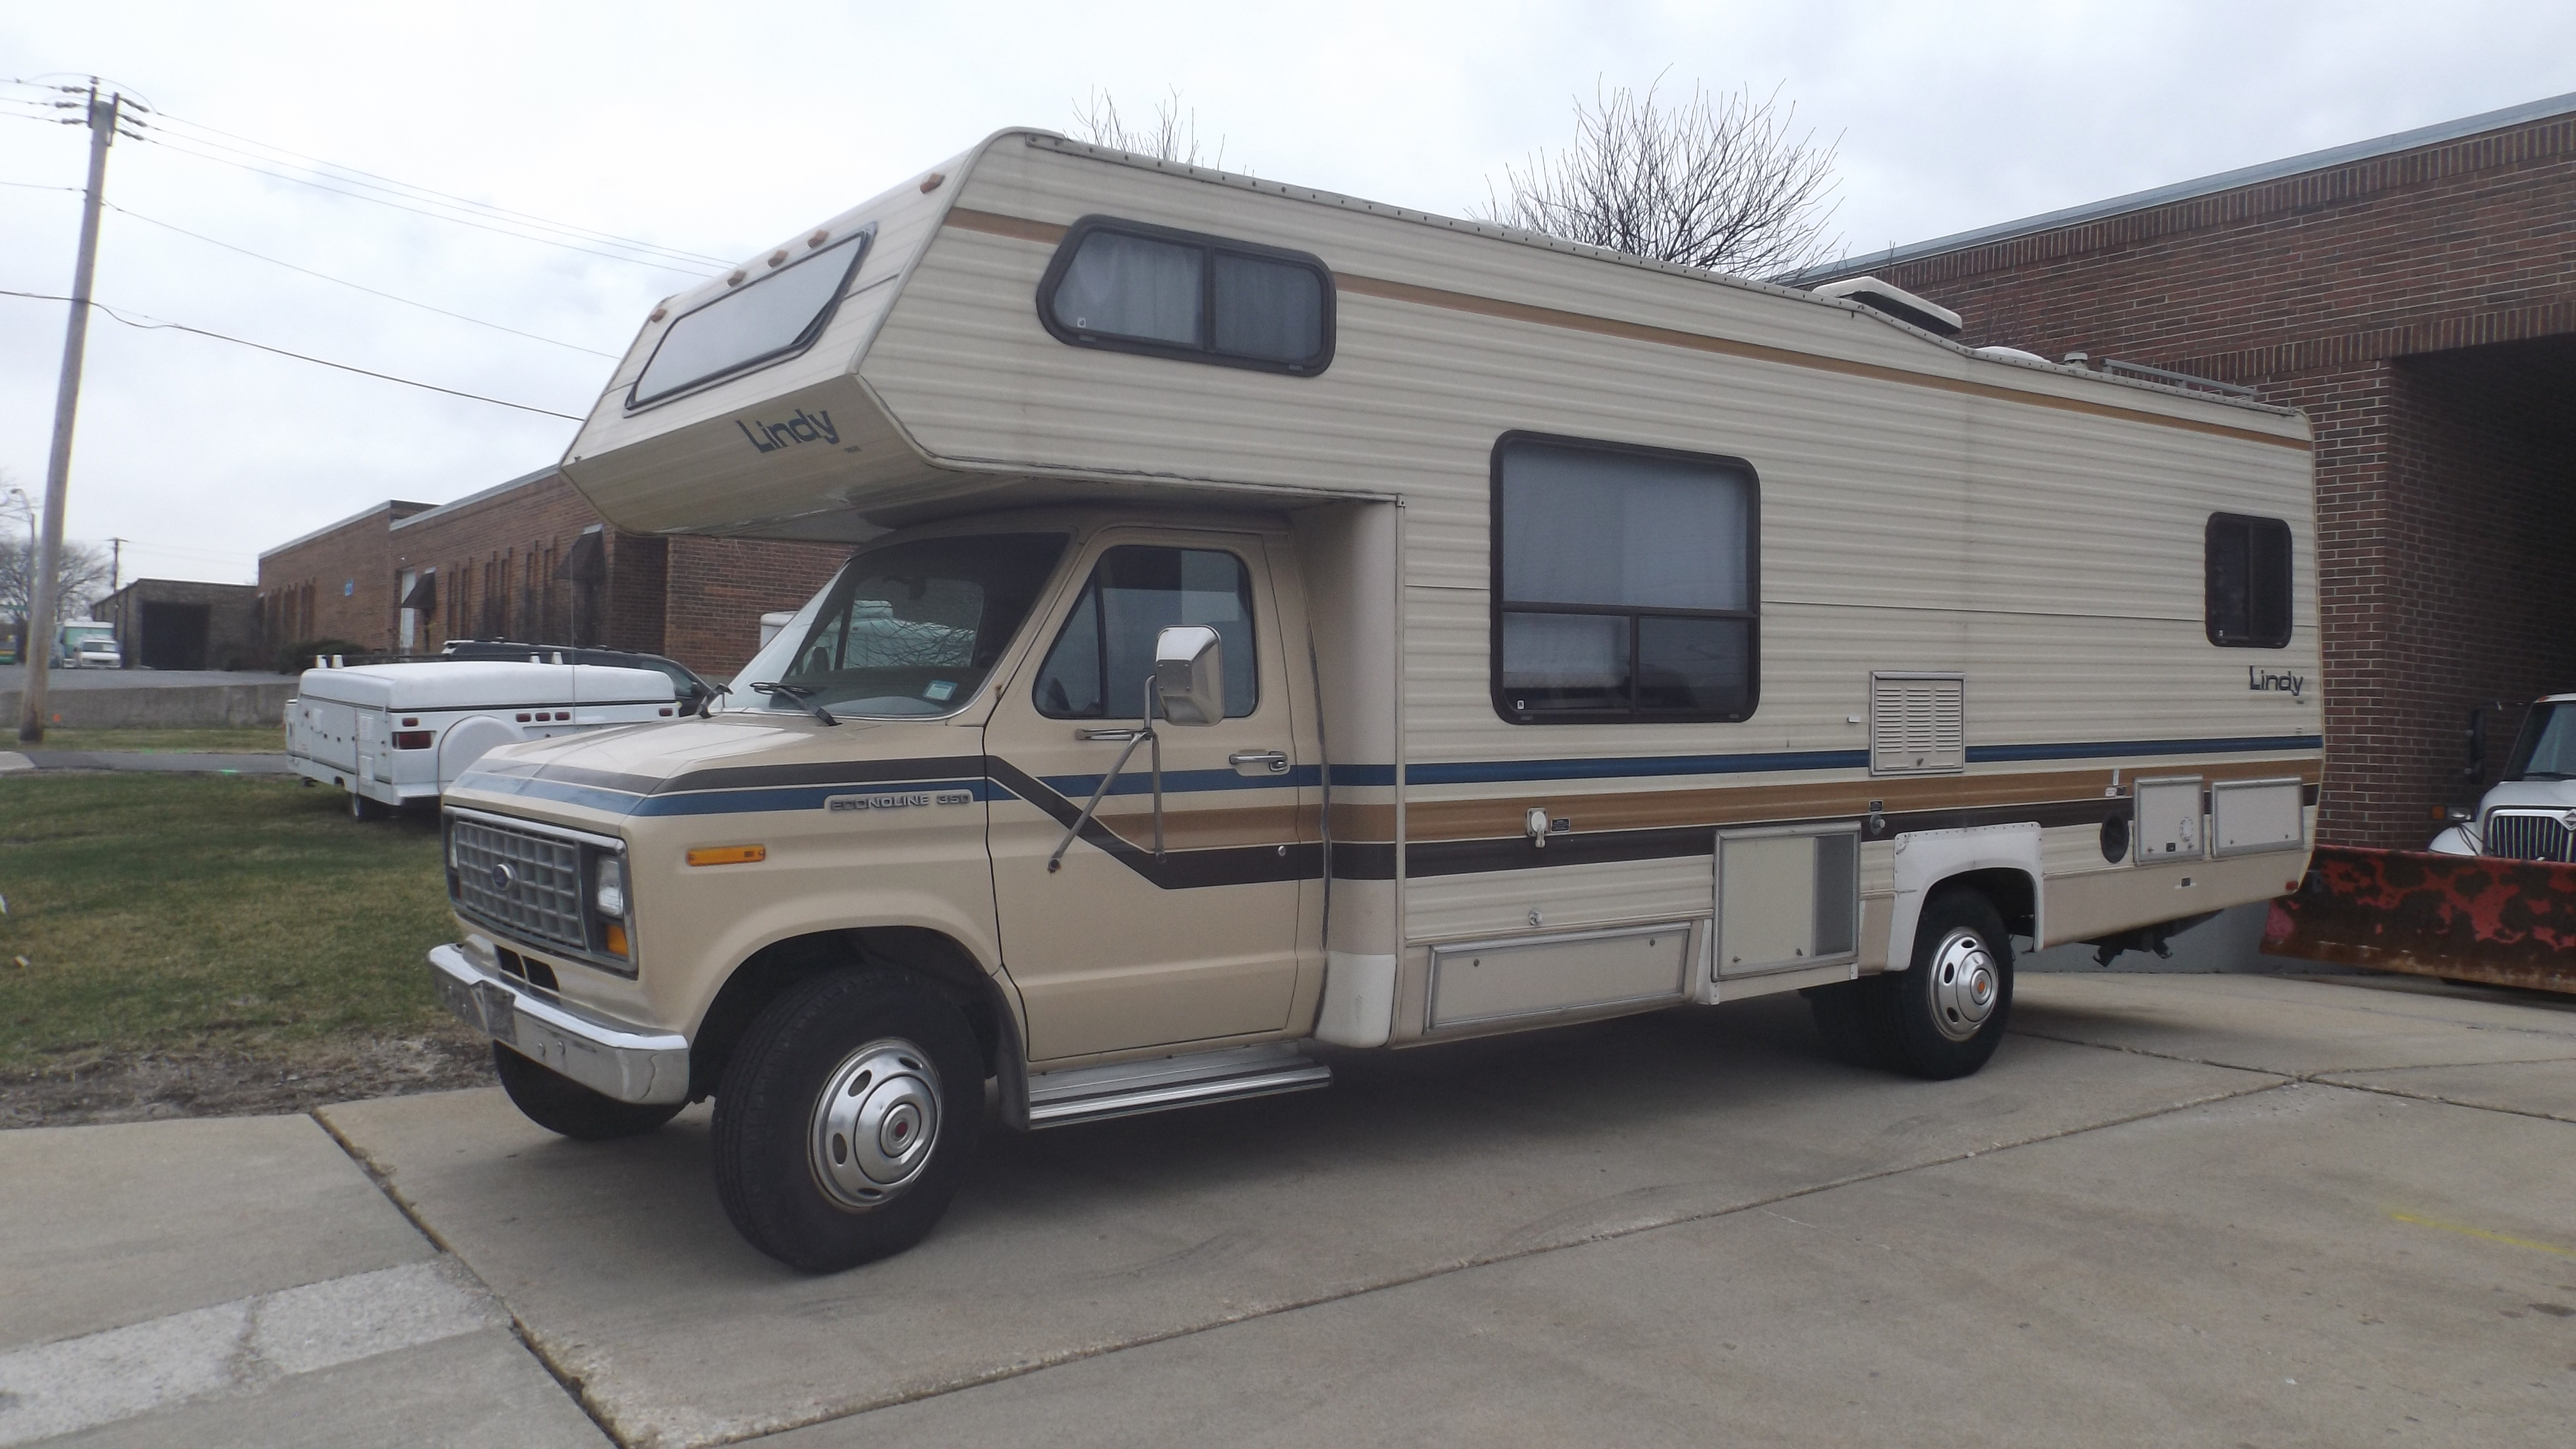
425 129 2322 1272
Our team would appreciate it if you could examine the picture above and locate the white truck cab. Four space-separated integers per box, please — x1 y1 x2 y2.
2430 692 2576 860
287 659 681 818
425 130 2321 1273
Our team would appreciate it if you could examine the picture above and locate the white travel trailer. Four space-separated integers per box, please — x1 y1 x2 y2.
288 659 681 817
426 130 2321 1271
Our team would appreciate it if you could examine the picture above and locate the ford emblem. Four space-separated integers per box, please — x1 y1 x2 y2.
490 861 515 892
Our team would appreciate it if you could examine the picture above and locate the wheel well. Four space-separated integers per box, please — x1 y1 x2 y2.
1940 868 2037 940
687 928 1009 1101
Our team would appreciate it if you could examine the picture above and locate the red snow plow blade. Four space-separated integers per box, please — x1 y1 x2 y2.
2262 844 2576 993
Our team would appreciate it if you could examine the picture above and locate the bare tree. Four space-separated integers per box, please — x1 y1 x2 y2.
1069 87 1229 170
1478 78 1843 280
0 480 113 640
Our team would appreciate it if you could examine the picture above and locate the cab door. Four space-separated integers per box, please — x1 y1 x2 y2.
985 528 1317 1062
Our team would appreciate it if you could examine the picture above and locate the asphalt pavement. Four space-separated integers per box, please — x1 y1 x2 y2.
6 973 2574 1447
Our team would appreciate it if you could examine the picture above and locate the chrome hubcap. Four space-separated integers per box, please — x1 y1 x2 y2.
1928 928 2000 1042
808 1039 941 1210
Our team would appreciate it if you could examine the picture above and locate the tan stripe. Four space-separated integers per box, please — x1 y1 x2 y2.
940 208 2310 453
1333 758 2322 845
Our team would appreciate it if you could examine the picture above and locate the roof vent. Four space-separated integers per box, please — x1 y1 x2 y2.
1810 275 1963 338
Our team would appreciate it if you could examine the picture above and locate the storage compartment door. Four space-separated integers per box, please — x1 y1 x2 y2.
2212 777 2305 856
1428 924 1691 1030
2132 776 2205 863
1716 826 1860 977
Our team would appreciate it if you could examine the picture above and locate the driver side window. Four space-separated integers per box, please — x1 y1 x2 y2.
1033 545 1259 719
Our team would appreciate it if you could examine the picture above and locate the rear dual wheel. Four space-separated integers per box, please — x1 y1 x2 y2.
711 973 983 1273
1805 887 2013 1079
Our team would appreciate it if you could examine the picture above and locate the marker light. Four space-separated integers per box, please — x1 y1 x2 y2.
686 845 767 867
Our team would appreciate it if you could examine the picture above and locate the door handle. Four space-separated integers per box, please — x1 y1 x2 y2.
1229 750 1291 777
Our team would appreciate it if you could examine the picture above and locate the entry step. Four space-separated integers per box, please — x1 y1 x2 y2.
1026 1041 1330 1129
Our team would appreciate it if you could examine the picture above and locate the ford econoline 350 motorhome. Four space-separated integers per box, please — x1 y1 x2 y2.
428 130 2322 1271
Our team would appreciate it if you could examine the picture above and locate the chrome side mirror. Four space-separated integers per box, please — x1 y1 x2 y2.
1153 625 1225 726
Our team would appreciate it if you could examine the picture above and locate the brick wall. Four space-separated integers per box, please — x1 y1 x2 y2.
391 471 612 655
663 535 847 678
256 501 431 659
255 472 847 680
1832 110 2576 846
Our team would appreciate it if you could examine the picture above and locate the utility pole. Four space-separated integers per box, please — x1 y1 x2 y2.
108 536 126 670
20 80 122 742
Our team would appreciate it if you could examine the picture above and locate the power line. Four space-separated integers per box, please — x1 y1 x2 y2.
0 287 588 420
0 178 80 192
145 107 733 268
130 132 719 277
106 202 622 358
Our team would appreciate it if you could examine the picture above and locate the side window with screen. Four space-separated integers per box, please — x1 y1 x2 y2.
1038 216 1333 375
2206 513 2293 648
1034 546 1261 719
1492 434 1759 724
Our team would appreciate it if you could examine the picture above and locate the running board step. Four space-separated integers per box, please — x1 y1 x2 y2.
1026 1042 1330 1129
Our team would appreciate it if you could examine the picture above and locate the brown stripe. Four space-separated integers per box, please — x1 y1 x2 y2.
1343 758 2323 846
941 207 2310 453
946 207 1069 245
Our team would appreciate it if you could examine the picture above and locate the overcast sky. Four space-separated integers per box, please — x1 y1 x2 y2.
3 1 2571 588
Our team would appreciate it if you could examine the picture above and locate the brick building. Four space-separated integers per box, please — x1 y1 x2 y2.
90 579 262 670
1802 93 2576 849
257 467 845 678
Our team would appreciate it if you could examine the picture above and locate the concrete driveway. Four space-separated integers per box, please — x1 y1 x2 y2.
8 974 2575 1447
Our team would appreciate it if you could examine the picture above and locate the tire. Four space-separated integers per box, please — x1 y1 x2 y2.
1803 978 1892 1068
1878 888 2015 1079
493 1043 684 1140
711 972 984 1273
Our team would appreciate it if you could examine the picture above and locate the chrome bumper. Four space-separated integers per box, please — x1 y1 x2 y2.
427 943 692 1105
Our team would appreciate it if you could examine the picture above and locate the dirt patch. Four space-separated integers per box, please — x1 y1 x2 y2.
0 1033 497 1129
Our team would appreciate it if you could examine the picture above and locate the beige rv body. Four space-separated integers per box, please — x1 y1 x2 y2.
439 130 2318 1104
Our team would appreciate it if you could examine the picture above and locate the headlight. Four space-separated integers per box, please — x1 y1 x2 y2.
595 856 626 919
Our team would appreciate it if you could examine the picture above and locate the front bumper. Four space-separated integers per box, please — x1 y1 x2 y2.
428 943 692 1105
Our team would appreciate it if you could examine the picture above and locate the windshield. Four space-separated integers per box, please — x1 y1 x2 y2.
731 533 1069 718
2506 702 2576 780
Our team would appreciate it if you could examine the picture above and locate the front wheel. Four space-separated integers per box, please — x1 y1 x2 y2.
711 973 984 1273
1879 888 2015 1079
493 1044 684 1140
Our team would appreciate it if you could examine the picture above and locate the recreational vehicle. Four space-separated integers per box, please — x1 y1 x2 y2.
289 657 681 817
427 130 2321 1271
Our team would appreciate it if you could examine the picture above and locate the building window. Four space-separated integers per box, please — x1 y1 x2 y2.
1037 216 1334 375
1033 546 1260 719
627 227 874 409
1491 433 1760 724
2206 513 2293 648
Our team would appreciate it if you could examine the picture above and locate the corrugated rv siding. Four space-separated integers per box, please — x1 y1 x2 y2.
854 136 2316 945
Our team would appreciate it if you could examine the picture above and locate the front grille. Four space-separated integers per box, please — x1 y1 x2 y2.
2485 811 2575 863
451 816 590 954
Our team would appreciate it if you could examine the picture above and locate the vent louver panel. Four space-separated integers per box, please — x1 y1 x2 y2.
1870 673 1965 776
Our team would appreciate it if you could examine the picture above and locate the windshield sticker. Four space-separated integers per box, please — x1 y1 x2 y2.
923 680 957 702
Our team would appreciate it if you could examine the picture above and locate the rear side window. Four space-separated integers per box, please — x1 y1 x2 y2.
2206 513 2293 648
629 227 874 409
1034 546 1260 719
1038 216 1333 375
1492 434 1759 723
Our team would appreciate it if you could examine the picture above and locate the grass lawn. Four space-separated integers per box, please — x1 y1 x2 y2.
31 726 286 754
0 773 458 1069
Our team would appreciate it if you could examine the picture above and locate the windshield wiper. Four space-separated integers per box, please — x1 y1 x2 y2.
750 681 839 726
695 681 732 718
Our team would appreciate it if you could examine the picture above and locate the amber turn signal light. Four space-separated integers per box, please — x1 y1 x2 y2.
686 844 768 866
603 922 629 956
